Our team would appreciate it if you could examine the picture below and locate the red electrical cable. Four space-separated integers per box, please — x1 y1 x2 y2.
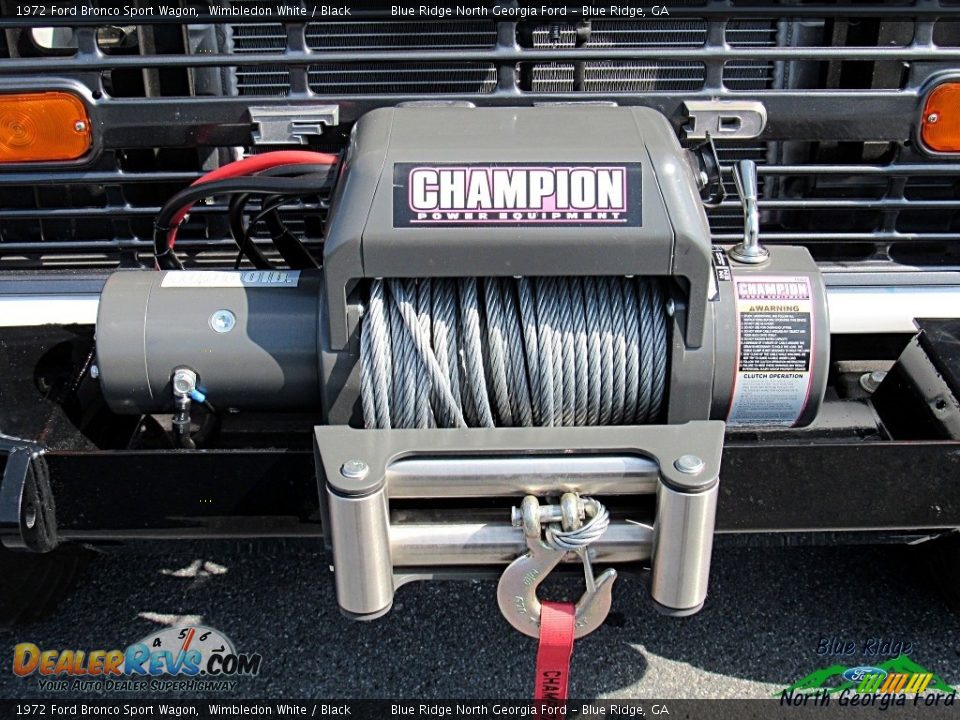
165 150 338 249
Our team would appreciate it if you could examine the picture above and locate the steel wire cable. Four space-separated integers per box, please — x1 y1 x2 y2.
360 276 670 429
544 498 611 553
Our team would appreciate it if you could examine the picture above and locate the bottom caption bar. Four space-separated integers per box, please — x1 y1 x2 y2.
4 699 960 719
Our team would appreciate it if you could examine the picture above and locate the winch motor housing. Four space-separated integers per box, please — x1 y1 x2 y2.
97 106 828 431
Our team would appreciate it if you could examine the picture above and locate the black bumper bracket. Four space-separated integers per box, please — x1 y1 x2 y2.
0 434 58 553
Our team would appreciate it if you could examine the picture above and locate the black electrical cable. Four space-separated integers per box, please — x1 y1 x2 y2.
236 197 289 268
154 175 327 270
259 194 320 269
191 399 220 447
250 164 332 269
257 164 338 180
227 164 336 269
228 193 273 269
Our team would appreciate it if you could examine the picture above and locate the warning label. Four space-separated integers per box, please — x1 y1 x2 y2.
727 276 814 427
740 312 810 372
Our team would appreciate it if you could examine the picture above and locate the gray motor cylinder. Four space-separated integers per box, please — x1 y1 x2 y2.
709 246 830 429
96 270 323 413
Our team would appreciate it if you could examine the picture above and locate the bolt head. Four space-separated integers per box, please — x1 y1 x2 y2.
340 460 369 480
927 112 940 124
674 454 705 475
859 370 887 394
74 120 87 133
172 368 198 396
89 364 100 379
209 309 236 334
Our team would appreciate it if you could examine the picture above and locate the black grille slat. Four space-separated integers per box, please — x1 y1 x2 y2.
0 202 325 220
6 42 960 75
0 172 205 186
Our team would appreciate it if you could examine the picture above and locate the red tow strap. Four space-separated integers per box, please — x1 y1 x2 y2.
534 601 576 713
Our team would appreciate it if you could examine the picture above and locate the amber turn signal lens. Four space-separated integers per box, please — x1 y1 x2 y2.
0 92 91 163
921 83 960 153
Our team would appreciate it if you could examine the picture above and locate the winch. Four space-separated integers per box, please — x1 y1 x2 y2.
94 106 829 632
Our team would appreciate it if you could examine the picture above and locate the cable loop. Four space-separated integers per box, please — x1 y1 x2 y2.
544 498 611 553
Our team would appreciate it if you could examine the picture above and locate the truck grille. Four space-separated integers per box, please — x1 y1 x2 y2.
233 17 498 95
527 19 778 93
0 4 958 274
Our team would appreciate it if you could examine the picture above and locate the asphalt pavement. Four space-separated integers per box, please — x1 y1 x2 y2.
2 539 959 699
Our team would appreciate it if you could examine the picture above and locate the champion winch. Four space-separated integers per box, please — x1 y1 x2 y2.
94 106 829 630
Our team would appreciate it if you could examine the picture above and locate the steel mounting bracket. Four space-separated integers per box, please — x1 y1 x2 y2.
0 434 57 553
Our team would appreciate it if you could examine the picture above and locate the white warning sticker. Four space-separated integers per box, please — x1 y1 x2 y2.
160 270 301 289
727 276 814 427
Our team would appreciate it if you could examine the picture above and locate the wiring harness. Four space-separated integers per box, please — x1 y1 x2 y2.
153 150 339 270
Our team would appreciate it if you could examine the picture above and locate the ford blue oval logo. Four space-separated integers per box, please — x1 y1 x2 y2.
843 666 887 683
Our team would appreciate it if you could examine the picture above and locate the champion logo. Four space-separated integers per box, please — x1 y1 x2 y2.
409 166 626 213
393 162 642 227
737 280 812 301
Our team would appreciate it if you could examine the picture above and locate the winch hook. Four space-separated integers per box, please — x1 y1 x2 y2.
496 494 617 639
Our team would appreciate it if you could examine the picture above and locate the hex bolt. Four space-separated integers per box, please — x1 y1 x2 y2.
927 112 939 124
171 367 198 397
340 460 369 480
674 454 705 475
209 309 236 334
859 370 887 394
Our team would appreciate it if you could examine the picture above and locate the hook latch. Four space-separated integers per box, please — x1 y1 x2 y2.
496 493 617 639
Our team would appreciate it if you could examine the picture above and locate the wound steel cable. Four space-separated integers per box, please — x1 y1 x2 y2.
360 276 670 429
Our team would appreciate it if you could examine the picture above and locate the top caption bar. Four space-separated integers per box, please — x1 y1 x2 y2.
0 2 951 24
4 2 658 23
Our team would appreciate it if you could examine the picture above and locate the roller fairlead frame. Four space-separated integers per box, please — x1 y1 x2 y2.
314 422 722 621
